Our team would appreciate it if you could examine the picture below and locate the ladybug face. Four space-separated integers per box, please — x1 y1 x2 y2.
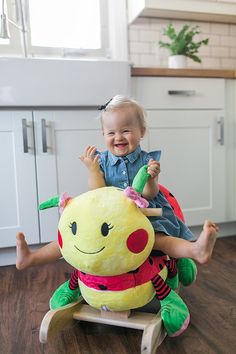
58 187 154 276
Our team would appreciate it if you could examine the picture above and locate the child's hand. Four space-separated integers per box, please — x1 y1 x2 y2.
147 159 161 178
79 145 100 172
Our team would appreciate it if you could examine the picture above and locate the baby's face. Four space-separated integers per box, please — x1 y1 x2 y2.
102 108 145 157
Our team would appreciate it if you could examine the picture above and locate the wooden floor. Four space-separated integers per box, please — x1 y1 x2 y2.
1 236 236 354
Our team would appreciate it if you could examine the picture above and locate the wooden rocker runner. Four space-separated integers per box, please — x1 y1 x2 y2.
39 299 166 354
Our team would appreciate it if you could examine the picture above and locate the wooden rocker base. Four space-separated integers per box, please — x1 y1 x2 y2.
39 299 166 354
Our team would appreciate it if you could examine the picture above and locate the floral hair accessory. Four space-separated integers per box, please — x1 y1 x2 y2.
59 192 72 214
124 187 149 208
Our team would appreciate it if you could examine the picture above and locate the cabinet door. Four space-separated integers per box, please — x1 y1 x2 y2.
34 110 106 243
147 110 226 226
0 111 39 247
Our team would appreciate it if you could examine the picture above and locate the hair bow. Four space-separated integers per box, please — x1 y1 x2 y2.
98 98 113 111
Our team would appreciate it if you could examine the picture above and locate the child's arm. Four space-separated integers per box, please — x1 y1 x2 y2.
79 145 106 190
16 233 62 270
142 159 160 199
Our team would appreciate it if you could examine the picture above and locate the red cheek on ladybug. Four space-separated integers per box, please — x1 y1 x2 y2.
126 229 148 254
58 229 63 248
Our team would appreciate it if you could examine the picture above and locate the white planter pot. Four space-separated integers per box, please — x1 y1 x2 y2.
168 55 187 69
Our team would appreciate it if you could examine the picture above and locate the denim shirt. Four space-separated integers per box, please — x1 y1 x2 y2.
97 145 193 240
98 145 161 190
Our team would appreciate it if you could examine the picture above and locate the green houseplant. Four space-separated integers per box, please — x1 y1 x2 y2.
159 24 209 68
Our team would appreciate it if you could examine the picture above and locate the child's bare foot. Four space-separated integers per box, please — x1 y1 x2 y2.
194 220 218 264
16 233 33 270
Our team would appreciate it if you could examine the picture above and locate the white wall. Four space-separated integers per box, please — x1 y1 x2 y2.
128 18 236 68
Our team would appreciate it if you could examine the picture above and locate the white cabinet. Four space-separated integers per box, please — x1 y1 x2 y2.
146 111 226 226
128 0 236 24
0 111 39 247
131 77 227 226
0 110 106 247
34 110 106 243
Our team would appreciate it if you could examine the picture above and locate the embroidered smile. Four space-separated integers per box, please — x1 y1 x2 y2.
74 245 105 254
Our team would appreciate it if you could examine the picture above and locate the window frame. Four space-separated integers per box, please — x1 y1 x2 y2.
0 0 25 56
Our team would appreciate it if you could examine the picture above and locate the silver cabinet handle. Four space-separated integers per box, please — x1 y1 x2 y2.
217 117 224 146
22 118 29 153
41 119 48 153
168 90 196 96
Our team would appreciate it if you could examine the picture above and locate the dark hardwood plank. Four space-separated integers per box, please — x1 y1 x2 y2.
0 236 236 354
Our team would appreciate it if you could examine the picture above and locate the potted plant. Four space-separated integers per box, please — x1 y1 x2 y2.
159 24 209 68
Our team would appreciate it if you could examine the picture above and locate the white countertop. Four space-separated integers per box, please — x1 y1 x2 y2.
0 58 130 107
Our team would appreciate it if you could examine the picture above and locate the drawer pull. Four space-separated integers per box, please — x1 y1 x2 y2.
41 119 48 153
217 117 224 146
22 118 29 153
168 90 196 96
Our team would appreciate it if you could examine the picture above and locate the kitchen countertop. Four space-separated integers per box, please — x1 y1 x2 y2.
131 67 236 79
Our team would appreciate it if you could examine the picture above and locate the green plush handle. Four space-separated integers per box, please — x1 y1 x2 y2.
38 195 60 210
132 165 150 194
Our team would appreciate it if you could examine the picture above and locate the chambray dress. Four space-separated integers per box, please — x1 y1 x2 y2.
97 145 193 241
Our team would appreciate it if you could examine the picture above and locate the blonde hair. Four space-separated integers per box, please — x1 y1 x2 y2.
99 95 147 133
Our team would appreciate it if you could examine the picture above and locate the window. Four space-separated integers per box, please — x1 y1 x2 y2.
0 0 9 45
0 0 23 55
0 0 109 58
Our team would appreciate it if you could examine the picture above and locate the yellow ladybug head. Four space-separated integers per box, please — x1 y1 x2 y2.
39 166 162 276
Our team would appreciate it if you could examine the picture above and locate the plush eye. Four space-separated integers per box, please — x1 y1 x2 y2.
101 222 113 236
69 221 77 235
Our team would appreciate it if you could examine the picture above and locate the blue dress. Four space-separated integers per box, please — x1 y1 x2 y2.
97 145 194 241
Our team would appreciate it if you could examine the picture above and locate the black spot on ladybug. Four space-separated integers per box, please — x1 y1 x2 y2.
98 284 107 290
148 257 153 265
81 272 86 275
159 264 163 270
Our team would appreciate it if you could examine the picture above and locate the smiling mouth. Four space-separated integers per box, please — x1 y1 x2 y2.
74 245 105 254
115 143 127 148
